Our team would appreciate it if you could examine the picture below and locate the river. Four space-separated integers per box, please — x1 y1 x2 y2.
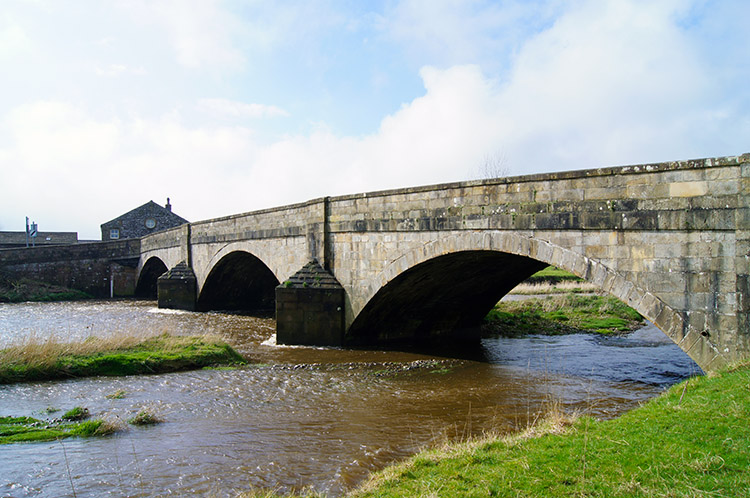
0 300 701 497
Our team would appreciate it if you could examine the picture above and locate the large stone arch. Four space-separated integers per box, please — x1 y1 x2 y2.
135 256 168 298
192 240 300 295
196 250 279 312
349 231 719 368
346 250 547 345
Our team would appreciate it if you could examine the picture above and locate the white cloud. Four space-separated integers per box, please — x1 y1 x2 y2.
0 23 31 59
197 98 289 119
118 0 245 70
1 0 747 237
95 64 147 77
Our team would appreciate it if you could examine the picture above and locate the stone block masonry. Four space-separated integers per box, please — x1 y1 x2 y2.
157 261 197 311
276 261 344 346
0 240 140 297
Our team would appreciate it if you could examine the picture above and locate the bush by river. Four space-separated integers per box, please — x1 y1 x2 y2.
0 273 91 303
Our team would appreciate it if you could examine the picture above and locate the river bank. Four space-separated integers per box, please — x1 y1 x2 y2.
349 361 748 497
0 274 91 303
484 293 644 336
233 362 745 497
0 333 246 383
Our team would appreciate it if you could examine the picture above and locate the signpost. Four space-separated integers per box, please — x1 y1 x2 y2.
25 217 38 247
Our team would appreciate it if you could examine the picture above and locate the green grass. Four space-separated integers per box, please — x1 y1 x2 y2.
61 406 89 421
524 266 584 284
0 334 247 384
128 409 162 426
483 294 643 336
0 412 118 444
352 363 750 497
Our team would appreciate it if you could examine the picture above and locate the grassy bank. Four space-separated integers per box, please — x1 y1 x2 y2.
351 363 749 497
0 333 246 383
0 407 119 444
484 294 644 336
523 266 584 285
0 273 92 303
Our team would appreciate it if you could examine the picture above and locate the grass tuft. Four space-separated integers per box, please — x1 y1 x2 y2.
105 389 127 399
1 411 122 444
61 406 89 421
128 408 162 426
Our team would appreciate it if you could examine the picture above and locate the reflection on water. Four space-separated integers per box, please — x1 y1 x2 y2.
0 300 700 497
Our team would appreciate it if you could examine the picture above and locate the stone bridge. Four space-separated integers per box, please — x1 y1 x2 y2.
2 154 748 371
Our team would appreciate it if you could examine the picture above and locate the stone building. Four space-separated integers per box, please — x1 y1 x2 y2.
100 199 188 240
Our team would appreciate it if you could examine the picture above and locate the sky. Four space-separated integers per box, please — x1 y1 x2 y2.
1 0 748 240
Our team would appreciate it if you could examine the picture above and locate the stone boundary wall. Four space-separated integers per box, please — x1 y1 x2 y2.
0 240 141 297
0 239 140 264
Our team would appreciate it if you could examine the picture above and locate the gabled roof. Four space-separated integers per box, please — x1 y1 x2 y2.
102 201 188 225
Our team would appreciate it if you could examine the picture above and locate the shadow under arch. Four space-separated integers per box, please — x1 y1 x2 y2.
346 232 713 368
197 250 279 312
346 250 546 346
135 257 168 299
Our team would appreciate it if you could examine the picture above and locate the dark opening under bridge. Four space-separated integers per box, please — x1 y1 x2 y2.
2 154 748 371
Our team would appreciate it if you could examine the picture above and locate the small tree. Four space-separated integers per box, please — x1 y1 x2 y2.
474 151 509 179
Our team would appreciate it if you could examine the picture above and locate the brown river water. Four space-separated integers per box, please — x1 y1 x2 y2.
0 300 701 497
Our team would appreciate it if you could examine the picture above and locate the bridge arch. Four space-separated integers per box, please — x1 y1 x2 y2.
348 231 714 366
197 250 279 312
135 256 168 298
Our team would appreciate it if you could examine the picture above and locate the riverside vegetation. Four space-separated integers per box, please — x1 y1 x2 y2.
0 409 119 444
348 361 749 497
483 267 644 336
1 333 244 443
1 404 165 444
0 333 247 384
0 273 92 303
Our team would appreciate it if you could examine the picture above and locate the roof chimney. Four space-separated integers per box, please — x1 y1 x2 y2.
166 198 172 212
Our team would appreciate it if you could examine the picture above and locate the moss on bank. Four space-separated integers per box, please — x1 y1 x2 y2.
0 334 247 384
484 294 644 336
0 409 118 444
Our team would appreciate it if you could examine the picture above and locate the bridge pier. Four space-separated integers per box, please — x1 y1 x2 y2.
157 261 197 311
276 261 345 346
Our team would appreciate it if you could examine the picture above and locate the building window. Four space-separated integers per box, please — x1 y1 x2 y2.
110 229 120 239
145 218 156 229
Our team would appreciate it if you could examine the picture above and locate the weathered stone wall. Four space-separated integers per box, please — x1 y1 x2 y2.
187 200 324 293
139 225 191 274
0 240 141 297
323 154 749 370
